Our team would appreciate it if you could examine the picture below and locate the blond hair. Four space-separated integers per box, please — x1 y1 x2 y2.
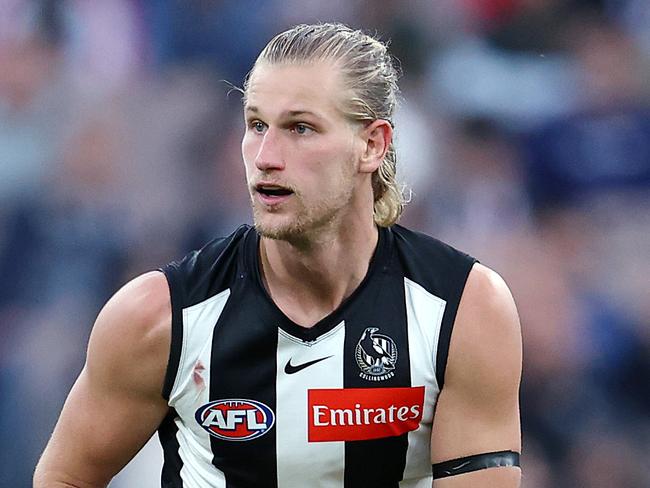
245 23 405 227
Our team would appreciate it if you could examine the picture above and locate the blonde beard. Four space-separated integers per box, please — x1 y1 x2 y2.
252 185 355 243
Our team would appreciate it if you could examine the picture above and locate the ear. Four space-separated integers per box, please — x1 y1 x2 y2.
358 119 393 174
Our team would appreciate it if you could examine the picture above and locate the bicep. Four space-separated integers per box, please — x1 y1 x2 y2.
430 264 522 485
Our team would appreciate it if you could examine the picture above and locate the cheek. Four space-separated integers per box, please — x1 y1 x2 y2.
317 142 356 179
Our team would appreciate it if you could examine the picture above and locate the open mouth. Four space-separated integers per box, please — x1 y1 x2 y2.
256 184 294 198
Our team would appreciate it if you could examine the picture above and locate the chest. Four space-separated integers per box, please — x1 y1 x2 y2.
166 276 445 485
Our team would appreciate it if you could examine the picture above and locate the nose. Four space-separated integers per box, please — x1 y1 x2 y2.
254 128 285 172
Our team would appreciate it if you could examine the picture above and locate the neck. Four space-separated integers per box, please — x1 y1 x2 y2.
259 218 380 327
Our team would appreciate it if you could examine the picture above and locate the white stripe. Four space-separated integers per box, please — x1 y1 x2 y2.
170 289 231 487
401 278 446 485
175 417 226 487
276 322 346 488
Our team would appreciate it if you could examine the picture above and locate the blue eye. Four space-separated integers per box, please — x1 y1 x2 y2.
294 124 313 135
248 120 266 133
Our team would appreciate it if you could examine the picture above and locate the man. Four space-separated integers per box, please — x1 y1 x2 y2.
35 23 521 487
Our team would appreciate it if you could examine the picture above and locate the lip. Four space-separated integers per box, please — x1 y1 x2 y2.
255 190 293 207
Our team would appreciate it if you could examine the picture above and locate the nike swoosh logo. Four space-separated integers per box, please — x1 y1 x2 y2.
284 355 333 374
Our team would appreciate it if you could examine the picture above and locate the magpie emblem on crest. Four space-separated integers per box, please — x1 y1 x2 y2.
355 327 398 381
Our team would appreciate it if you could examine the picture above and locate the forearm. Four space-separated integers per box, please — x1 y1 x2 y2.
34 419 114 488
33 463 107 488
432 467 521 487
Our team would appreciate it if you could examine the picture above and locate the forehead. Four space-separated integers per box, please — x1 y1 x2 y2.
245 61 348 120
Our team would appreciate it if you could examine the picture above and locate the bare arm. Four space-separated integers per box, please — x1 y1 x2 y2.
431 264 522 487
34 272 171 488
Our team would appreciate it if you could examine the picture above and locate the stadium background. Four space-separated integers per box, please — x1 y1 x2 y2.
1 0 649 486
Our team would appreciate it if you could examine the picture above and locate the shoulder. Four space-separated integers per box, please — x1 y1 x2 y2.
86 271 171 398
389 225 476 293
458 263 521 349
447 263 522 402
162 225 252 307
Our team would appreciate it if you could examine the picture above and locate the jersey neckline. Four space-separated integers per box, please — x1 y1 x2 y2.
243 225 393 342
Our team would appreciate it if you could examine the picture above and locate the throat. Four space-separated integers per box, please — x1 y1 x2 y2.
258 232 379 328
263 262 353 328
267 266 369 328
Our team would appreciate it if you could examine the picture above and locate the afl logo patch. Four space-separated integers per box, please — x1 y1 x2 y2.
195 399 275 441
355 327 398 381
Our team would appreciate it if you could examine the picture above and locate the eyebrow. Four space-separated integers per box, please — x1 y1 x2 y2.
245 106 323 120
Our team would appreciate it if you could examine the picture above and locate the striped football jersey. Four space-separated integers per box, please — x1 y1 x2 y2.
158 224 476 488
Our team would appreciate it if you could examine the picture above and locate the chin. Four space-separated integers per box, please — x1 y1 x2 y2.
254 222 308 242
253 212 305 241
251 196 347 243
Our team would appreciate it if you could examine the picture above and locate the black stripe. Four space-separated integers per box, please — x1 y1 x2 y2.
435 259 477 389
343 245 411 488
160 266 185 400
432 450 520 478
158 409 184 487
208 275 278 488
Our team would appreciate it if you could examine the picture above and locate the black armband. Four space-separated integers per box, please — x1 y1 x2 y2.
432 450 520 479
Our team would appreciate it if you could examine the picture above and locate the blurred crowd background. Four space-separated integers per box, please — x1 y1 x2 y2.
1 0 649 486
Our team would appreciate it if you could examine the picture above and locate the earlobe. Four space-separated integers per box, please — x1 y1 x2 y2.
359 120 392 174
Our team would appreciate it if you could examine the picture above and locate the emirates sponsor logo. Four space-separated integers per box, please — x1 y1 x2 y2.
308 386 424 442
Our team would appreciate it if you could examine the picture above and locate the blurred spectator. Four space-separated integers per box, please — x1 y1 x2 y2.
0 105 132 486
147 0 281 82
429 35 577 125
61 0 144 100
523 14 650 315
524 14 650 213
517 13 650 487
0 34 66 201
408 117 531 245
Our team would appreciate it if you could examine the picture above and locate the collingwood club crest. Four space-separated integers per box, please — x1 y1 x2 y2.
355 327 398 381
